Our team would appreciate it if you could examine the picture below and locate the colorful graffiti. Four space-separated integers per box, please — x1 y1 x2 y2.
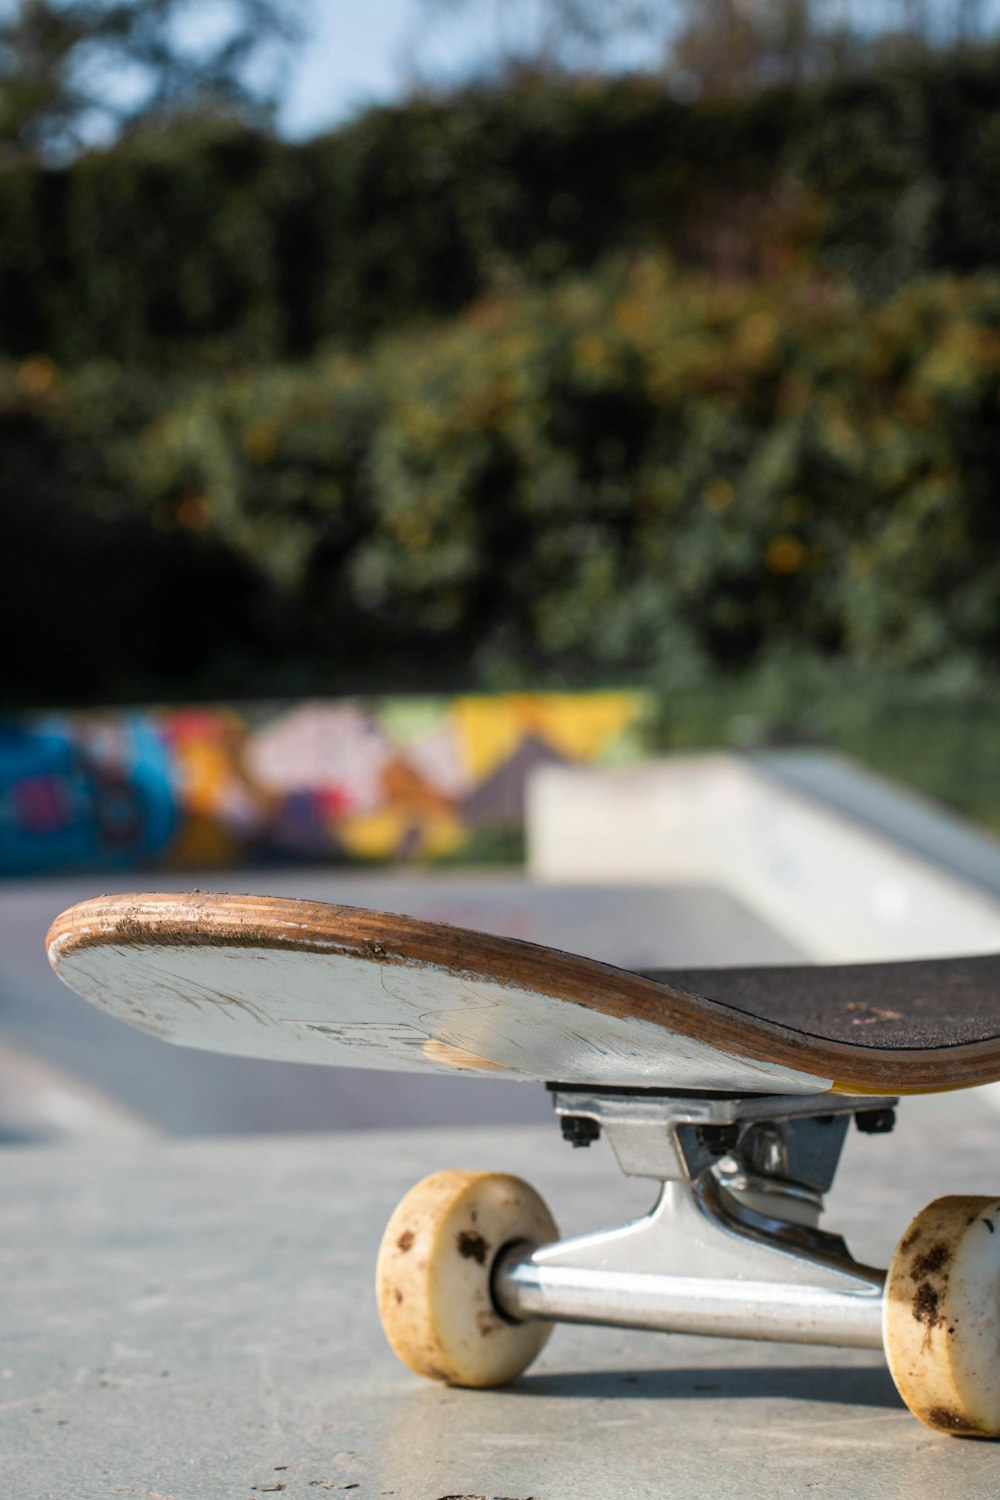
0 693 651 876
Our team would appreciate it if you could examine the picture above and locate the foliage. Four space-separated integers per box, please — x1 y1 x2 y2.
4 258 1000 707
0 0 298 165
2 48 1000 362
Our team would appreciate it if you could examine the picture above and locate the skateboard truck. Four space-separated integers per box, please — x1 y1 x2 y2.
493 1088 890 1350
377 1085 1000 1436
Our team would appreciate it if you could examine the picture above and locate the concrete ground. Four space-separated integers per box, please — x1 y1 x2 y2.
0 871 801 1136
5 1087 1000 1499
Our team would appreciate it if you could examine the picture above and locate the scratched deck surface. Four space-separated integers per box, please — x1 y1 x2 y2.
47 893 1000 1095
6 1089 1000 1500
2 872 802 1136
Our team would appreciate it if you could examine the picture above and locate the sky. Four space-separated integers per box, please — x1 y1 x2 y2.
0 0 658 157
277 0 488 137
276 0 1000 141
276 0 661 139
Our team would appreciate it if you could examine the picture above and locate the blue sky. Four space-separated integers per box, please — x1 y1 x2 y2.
275 0 1000 140
25 0 654 154
278 1 511 137
276 1 661 139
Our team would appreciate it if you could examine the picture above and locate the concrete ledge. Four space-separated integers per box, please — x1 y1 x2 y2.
528 751 1000 962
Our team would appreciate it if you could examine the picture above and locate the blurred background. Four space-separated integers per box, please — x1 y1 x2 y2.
3 0 1000 1142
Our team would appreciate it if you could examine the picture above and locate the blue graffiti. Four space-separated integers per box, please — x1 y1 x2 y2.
0 717 178 876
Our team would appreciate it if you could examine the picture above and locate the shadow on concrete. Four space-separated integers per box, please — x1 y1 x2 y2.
508 1362 903 1409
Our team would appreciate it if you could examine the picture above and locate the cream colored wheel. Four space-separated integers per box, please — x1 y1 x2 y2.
884 1195 1000 1436
375 1170 558 1388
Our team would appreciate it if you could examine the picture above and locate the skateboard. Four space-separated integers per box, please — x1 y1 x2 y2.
46 891 1000 1437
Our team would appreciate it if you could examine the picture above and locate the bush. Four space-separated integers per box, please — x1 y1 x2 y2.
4 259 1000 706
2 51 1000 365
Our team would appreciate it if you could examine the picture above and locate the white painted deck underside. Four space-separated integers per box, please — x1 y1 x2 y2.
49 941 832 1094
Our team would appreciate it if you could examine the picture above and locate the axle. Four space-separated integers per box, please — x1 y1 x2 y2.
494 1250 885 1349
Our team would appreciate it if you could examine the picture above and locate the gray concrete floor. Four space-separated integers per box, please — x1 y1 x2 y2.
5 1088 1000 1498
0 871 801 1136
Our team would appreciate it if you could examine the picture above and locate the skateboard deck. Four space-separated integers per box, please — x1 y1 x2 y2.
46 891 1000 1095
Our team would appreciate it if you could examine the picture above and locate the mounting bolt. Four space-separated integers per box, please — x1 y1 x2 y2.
560 1115 601 1148
855 1108 896 1135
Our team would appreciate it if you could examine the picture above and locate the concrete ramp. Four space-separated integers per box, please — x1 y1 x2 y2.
529 750 1000 963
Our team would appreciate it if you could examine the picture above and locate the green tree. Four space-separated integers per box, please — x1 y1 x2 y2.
0 0 300 163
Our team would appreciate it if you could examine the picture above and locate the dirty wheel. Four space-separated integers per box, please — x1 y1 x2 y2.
375 1169 558 1387
884 1195 1000 1436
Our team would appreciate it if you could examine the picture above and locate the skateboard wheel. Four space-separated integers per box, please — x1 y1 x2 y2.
375 1169 558 1388
884 1195 1000 1437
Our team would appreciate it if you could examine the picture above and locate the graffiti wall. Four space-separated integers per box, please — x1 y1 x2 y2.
0 693 651 876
